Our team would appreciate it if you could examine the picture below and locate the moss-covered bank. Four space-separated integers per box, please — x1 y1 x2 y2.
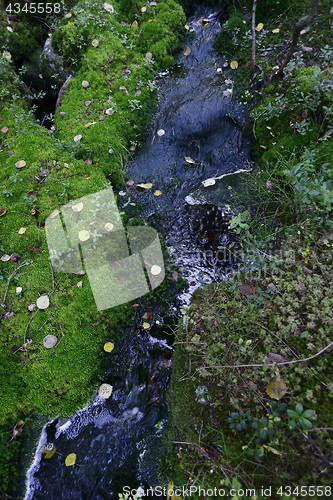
0 0 186 496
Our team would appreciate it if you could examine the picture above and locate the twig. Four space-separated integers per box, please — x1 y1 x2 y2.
298 426 333 468
49 261 55 299
1 260 33 309
194 339 333 370
24 309 39 343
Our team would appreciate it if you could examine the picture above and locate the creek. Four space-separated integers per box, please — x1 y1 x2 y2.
24 4 252 499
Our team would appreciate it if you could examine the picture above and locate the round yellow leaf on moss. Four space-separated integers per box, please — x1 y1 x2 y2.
104 222 114 231
256 23 264 31
65 453 76 466
15 160 26 169
78 230 90 242
142 322 150 329
72 202 83 213
104 342 114 352
230 61 238 69
272 28 280 33
92 39 99 47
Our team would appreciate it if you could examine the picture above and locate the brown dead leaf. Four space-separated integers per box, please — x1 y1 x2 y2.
183 47 191 56
142 312 152 320
238 284 253 296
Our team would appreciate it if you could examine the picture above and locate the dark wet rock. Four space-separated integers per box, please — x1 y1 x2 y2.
39 38 73 87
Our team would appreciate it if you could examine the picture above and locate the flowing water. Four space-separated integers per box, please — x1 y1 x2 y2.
24 4 252 499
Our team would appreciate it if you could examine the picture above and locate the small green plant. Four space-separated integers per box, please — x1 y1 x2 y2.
287 403 314 430
228 410 252 431
128 99 142 111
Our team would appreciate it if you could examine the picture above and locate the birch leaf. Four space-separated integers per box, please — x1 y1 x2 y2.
92 39 99 47
72 202 83 212
151 265 162 275
183 47 191 56
136 183 152 189
184 157 196 164
104 222 114 231
202 178 216 187
256 23 264 31
37 295 50 310
65 453 76 466
98 383 113 398
15 160 26 168
43 443 56 459
43 335 57 348
104 342 114 352
230 61 238 69
266 378 288 400
143 322 150 329
153 189 162 196
272 28 280 33
18 227 27 235
78 230 90 241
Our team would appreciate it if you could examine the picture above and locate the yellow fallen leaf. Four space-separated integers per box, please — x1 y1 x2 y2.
132 20 138 27
256 22 264 31
142 322 150 329
185 25 189 30
104 222 114 231
0 207 7 217
65 453 76 466
15 160 26 169
72 202 84 213
266 377 288 400
104 342 114 352
148 19 153 22
92 39 99 47
49 209 60 219
84 122 97 128
230 61 238 69
272 28 280 33
18 227 27 235
78 230 90 242
263 444 282 455
42 443 56 459
153 189 162 196
137 183 153 189
65 13 72 18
